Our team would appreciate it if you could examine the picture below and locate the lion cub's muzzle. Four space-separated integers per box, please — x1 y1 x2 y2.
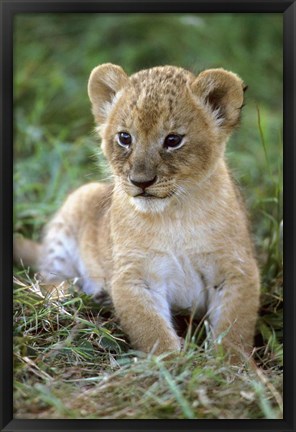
128 175 166 198
124 175 176 200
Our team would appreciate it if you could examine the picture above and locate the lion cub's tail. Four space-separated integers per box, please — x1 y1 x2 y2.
13 236 42 269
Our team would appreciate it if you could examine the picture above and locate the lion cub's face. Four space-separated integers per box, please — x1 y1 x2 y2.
88 64 245 212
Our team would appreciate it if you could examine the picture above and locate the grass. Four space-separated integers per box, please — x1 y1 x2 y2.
13 274 283 419
13 13 283 419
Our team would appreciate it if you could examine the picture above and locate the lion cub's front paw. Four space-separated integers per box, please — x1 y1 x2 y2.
144 334 182 357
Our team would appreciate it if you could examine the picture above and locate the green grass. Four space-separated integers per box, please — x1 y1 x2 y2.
13 13 283 419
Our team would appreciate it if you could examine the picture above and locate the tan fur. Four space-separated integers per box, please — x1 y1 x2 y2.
15 64 260 360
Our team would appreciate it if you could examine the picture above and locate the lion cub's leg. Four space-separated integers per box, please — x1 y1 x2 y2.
111 270 181 355
38 217 79 284
38 217 105 298
207 261 260 361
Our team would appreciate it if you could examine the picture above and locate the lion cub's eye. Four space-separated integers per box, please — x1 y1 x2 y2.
163 134 184 150
117 132 132 148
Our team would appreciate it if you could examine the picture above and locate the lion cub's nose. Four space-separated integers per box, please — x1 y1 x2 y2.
129 176 157 190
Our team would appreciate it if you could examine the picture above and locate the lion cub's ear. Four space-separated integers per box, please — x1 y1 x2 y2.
88 63 129 123
190 68 246 131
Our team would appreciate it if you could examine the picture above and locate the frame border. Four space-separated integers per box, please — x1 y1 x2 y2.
1 1 295 431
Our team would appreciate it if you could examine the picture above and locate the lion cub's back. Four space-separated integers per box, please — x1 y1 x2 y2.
57 182 112 224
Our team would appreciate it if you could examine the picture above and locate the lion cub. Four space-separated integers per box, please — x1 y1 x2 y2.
15 64 260 359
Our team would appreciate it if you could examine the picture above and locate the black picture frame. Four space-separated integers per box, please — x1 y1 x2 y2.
1 0 295 431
